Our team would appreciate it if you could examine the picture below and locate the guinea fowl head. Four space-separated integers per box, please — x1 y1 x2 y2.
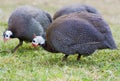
32 34 45 47
3 30 13 42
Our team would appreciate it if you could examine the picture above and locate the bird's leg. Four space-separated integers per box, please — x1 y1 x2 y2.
11 40 23 53
62 55 69 61
77 54 81 61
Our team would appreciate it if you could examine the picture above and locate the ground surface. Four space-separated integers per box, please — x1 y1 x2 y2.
0 0 120 81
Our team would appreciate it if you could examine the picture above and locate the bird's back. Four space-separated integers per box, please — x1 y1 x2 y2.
55 11 117 49
71 12 117 49
47 13 107 55
53 4 100 20
8 6 52 41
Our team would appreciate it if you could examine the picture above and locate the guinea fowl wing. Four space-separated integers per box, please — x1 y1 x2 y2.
47 18 105 54
79 12 117 49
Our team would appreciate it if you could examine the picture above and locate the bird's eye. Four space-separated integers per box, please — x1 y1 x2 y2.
6 35 8 37
32 40 35 43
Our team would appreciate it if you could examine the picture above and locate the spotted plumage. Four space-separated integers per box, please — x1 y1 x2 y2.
53 4 101 20
3 5 52 53
32 11 117 61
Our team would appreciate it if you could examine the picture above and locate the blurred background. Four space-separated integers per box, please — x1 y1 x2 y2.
0 0 120 24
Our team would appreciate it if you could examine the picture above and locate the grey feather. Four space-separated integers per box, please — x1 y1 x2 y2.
53 4 100 20
44 12 116 57
7 5 52 41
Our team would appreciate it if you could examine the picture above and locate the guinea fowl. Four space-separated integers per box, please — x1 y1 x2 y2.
53 4 117 50
3 5 52 53
53 4 101 20
32 12 117 61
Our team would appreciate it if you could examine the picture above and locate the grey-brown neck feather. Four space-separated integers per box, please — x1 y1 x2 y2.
41 41 58 53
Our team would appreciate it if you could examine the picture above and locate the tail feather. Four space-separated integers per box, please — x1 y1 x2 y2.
104 34 117 49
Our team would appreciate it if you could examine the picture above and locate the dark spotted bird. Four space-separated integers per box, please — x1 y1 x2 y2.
3 5 52 53
32 12 117 61
53 4 100 20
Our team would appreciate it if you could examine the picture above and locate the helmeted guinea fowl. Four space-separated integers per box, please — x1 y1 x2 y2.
53 4 101 20
32 11 117 61
3 5 52 53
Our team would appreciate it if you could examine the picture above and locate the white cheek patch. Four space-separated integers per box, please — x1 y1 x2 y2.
5 30 13 35
32 38 39 45
37 36 45 44
4 30 13 39
32 36 45 45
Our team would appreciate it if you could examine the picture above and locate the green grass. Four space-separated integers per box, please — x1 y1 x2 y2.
0 0 120 81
